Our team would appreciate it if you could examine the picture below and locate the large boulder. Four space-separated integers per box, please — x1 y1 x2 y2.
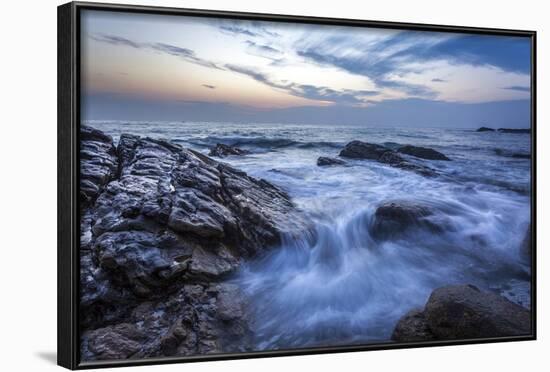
209 143 250 157
79 126 308 360
392 284 531 342
317 156 346 166
370 201 443 240
397 145 450 161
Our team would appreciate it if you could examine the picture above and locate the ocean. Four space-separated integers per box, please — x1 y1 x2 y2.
84 120 532 350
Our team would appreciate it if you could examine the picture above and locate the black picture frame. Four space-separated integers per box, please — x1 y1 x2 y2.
58 1 537 369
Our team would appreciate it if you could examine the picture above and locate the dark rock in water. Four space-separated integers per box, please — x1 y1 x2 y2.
80 125 118 206
317 156 346 166
494 148 531 159
209 143 250 157
512 153 531 159
397 145 450 161
520 224 532 264
392 162 437 177
370 201 443 240
378 151 404 165
391 309 435 342
339 141 388 159
392 284 531 342
79 126 308 360
498 128 530 134
476 127 495 132
339 141 437 177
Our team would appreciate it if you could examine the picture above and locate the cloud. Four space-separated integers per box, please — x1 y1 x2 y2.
295 31 530 99
224 63 377 105
296 47 436 98
431 78 447 82
502 85 530 92
91 34 142 48
149 42 223 70
245 40 282 55
202 84 216 89
219 23 281 38
219 25 259 37
91 34 223 70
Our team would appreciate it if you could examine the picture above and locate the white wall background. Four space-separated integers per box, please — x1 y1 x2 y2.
0 0 546 370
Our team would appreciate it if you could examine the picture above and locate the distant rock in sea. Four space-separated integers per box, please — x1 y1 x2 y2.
392 284 531 342
339 141 439 177
317 156 346 166
476 127 495 132
209 143 250 157
397 145 451 161
497 128 531 134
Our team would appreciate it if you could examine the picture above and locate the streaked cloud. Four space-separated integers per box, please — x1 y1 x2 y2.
502 85 530 92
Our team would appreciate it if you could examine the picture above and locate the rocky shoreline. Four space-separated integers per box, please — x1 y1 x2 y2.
80 126 531 360
79 125 309 360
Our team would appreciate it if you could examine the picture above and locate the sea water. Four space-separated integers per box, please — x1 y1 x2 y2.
86 120 531 350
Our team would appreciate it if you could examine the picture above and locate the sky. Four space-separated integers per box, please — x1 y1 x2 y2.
81 10 532 127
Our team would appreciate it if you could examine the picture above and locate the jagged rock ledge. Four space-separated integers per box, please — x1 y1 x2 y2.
79 126 310 360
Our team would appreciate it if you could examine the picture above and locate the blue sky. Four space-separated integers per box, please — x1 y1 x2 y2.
81 10 532 127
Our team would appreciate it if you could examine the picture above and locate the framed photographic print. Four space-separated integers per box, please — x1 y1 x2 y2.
58 1 536 369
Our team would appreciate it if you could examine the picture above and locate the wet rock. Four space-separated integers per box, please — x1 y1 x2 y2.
397 145 450 161
317 156 346 166
80 126 308 360
476 127 495 132
392 284 531 342
82 323 145 360
391 309 435 342
498 128 530 134
378 151 404 165
370 201 443 240
340 141 437 177
80 125 118 205
339 141 388 159
392 162 437 177
209 143 250 157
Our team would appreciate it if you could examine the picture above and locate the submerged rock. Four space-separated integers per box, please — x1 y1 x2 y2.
209 143 250 157
397 145 450 161
494 148 531 159
392 284 531 342
80 126 308 360
476 127 495 132
317 156 346 166
370 201 443 240
339 141 437 177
